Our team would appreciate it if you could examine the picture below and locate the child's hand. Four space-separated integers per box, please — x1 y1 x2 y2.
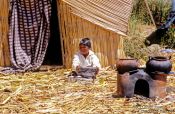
76 66 80 72
95 67 99 75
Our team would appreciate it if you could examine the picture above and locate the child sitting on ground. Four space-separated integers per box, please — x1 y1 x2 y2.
71 38 101 78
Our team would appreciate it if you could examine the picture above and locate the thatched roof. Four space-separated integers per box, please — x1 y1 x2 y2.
62 0 133 36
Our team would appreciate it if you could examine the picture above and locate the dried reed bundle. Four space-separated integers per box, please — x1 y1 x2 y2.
62 0 133 36
0 68 175 113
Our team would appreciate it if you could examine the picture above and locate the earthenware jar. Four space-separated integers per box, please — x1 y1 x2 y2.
116 59 139 74
146 56 172 74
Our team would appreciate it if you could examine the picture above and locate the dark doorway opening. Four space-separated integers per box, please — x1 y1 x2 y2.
134 79 149 97
43 0 63 65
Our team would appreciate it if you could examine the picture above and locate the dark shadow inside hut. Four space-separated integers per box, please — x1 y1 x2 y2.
43 0 63 65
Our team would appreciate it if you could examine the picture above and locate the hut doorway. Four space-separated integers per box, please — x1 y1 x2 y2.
134 79 150 97
43 0 63 65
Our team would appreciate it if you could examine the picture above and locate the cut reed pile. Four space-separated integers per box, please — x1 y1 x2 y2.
0 67 175 113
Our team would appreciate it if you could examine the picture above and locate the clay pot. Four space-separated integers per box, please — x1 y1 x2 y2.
146 56 172 74
116 59 139 74
150 72 167 81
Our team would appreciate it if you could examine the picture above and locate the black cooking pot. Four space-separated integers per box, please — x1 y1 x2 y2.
146 56 172 74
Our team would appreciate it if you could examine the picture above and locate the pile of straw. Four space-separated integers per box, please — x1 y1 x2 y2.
0 67 175 113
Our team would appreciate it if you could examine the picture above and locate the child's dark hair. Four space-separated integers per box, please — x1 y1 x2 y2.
79 38 91 48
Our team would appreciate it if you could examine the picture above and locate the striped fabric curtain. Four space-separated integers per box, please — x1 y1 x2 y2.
1 0 52 74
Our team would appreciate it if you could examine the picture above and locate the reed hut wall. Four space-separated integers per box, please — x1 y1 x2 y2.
0 0 125 68
57 0 125 68
0 0 10 66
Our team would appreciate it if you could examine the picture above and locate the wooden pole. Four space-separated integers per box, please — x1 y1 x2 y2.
0 0 11 66
144 0 156 27
57 0 65 67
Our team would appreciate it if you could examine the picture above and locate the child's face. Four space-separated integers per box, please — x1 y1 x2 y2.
79 44 89 55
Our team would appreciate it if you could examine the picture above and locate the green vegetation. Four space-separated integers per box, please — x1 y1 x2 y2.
124 0 175 60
